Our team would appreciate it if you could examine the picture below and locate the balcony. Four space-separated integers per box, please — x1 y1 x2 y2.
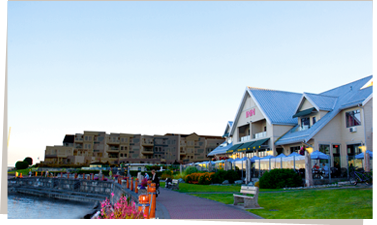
142 139 154 146
254 131 267 139
180 150 186 155
240 136 250 142
108 139 120 144
141 149 154 154
107 147 120 152
75 138 83 143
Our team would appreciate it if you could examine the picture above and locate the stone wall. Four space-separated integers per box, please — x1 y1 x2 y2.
9 177 143 205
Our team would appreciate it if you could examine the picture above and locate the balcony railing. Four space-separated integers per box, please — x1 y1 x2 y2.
254 131 267 139
142 139 154 145
240 136 250 142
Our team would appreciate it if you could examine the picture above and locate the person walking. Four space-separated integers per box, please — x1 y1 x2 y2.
151 169 160 197
109 169 113 179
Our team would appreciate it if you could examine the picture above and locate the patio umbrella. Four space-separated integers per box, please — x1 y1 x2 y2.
275 153 287 158
274 153 286 169
355 150 373 159
241 157 248 161
310 150 330 160
260 155 275 160
249 156 260 163
288 152 302 157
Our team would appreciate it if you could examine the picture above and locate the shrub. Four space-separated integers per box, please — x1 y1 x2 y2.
259 169 303 189
211 170 226 184
95 196 144 219
15 161 29 170
173 174 184 179
198 172 215 185
184 166 199 175
23 157 33 166
161 170 173 179
224 170 240 184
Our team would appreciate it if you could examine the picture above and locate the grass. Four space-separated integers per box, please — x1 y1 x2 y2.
161 181 285 193
191 188 373 219
7 168 35 176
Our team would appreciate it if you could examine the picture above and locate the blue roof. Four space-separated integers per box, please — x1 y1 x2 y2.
340 86 372 109
248 88 302 125
223 121 234 137
303 93 338 111
276 75 373 146
207 142 233 156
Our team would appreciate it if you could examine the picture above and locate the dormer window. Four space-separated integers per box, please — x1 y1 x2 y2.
300 117 310 131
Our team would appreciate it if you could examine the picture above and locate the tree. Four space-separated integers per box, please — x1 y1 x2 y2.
15 161 29 170
24 157 33 166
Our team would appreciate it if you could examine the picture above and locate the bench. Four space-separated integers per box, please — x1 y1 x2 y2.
233 186 260 209
171 179 179 190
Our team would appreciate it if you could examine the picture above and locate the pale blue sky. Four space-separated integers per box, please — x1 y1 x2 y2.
7 1 372 166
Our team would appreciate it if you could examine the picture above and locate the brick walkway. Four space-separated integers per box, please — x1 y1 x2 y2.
155 188 262 219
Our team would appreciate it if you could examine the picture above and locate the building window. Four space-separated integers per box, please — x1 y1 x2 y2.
301 117 310 129
290 146 300 154
312 117 316 125
346 110 361 127
319 144 330 155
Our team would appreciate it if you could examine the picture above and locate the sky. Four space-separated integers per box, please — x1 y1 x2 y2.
6 1 373 166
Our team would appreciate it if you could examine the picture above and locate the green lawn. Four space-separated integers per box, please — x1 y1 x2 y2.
192 188 373 219
161 181 284 193
7 168 36 176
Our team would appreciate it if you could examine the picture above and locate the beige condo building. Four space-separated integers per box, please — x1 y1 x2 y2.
43 131 224 165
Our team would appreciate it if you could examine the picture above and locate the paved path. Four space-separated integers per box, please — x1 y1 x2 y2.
155 188 262 219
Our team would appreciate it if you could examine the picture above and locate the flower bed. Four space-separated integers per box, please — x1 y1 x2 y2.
93 195 145 219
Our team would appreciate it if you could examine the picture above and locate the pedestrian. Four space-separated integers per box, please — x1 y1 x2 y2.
145 173 149 180
151 169 160 197
109 169 113 179
29 169 32 177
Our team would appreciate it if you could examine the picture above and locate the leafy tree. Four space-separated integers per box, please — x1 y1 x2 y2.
15 161 29 170
23 157 33 166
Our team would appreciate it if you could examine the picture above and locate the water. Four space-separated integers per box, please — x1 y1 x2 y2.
8 193 95 219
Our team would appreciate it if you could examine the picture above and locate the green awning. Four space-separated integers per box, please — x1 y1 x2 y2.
237 141 256 152
236 142 249 152
292 107 316 118
226 143 243 153
249 138 270 150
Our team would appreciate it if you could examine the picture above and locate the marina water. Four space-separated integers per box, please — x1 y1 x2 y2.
8 193 95 219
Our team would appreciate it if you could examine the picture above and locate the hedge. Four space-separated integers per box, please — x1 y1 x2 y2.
259 168 303 189
184 170 241 185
